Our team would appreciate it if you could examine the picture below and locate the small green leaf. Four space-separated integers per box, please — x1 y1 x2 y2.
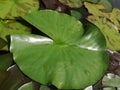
11 10 108 89
85 2 120 50
0 38 7 49
0 53 13 70
102 73 120 88
98 0 112 12
0 0 39 19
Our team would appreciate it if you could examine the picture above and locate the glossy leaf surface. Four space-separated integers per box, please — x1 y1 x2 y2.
98 0 112 12
0 0 39 19
11 10 108 89
85 2 120 50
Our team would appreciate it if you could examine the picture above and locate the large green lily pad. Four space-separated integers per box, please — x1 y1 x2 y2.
10 10 108 89
0 0 39 19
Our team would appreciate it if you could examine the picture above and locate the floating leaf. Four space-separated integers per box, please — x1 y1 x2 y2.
0 38 7 49
40 85 50 90
0 53 13 70
11 10 108 89
58 0 84 8
102 87 116 90
58 0 99 8
102 73 120 88
0 20 31 41
0 0 39 19
18 82 33 90
87 16 120 50
85 2 120 50
71 10 82 20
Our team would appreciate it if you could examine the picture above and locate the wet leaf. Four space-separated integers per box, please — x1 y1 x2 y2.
98 0 112 12
85 2 120 50
11 10 108 89
0 20 31 41
0 0 39 19
18 82 33 90
102 73 120 88
0 38 7 49
58 0 99 8
0 53 13 70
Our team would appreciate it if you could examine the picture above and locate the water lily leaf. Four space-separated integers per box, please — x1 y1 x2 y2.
102 73 120 88
0 53 13 70
0 38 7 49
11 10 108 89
0 20 31 41
0 0 39 19
18 82 33 90
98 0 112 12
85 2 120 50
58 0 84 8
0 20 31 50
87 16 120 50
85 2 120 30
71 10 82 20
40 85 50 90
58 0 99 8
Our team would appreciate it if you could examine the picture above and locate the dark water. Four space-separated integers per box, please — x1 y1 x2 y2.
109 0 120 9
